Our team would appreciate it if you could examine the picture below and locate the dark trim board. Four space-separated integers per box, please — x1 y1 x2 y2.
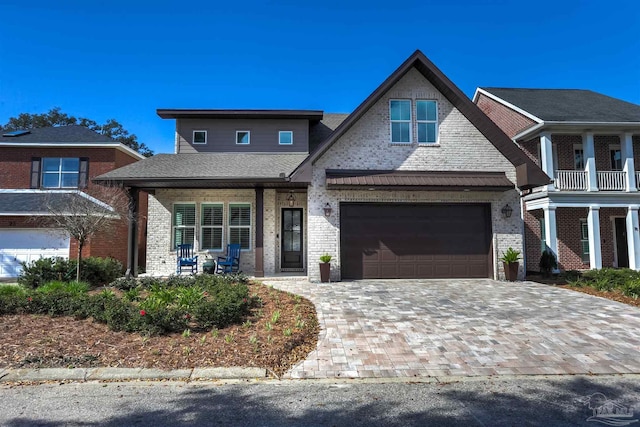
339 202 492 279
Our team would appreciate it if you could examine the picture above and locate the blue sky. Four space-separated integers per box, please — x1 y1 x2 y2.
0 0 638 154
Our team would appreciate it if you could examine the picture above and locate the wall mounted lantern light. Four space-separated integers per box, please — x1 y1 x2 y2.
323 203 332 217
287 191 295 207
501 204 513 219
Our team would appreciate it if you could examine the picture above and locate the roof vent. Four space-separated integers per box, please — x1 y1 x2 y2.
2 130 31 137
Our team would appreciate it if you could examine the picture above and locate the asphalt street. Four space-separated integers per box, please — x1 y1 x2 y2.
1 375 639 426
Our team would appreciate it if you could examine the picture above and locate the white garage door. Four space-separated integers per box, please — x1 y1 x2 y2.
0 229 70 279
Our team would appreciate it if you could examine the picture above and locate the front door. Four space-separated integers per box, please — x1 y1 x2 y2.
281 208 303 269
615 217 629 268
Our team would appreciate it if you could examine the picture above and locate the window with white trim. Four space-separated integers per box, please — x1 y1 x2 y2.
42 157 80 188
574 144 584 170
173 204 196 248
201 204 223 251
610 145 622 170
229 204 251 250
390 100 411 143
416 100 438 144
279 131 293 145
193 130 207 144
580 219 589 263
236 131 250 145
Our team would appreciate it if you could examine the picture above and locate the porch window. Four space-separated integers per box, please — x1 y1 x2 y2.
201 204 223 251
390 100 411 143
580 219 589 263
574 146 584 170
173 204 196 248
229 204 251 250
610 146 622 170
416 100 438 144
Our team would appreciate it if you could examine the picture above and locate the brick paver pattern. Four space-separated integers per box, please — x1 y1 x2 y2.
262 279 640 379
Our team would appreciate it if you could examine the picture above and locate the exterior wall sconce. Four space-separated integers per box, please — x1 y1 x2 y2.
323 203 332 217
287 191 295 207
501 204 513 218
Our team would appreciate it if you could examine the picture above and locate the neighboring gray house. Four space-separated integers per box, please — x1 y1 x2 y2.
95 50 548 281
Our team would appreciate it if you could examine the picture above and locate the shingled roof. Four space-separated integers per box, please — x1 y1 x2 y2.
479 88 640 123
0 190 113 216
0 125 116 143
94 153 309 188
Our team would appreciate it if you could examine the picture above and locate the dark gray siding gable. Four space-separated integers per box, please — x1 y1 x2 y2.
177 119 310 153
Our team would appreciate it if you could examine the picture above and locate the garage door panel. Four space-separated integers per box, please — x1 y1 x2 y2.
341 203 491 279
0 229 70 279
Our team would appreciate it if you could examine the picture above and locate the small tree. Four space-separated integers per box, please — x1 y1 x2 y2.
40 186 132 281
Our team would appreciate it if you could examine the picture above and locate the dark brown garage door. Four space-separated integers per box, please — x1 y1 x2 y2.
340 203 492 279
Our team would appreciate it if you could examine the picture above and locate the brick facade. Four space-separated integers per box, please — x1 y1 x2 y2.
475 92 537 138
0 145 147 270
306 68 522 281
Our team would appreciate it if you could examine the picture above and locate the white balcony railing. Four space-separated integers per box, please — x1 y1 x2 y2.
555 170 588 191
597 171 626 191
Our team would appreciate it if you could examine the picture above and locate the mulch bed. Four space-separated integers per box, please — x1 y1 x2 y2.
0 282 319 377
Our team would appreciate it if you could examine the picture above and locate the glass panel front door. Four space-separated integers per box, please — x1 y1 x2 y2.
281 208 303 269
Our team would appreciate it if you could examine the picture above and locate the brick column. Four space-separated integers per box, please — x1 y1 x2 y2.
254 187 264 277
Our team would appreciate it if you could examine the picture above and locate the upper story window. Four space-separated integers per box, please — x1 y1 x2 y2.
416 100 438 144
390 100 411 144
279 131 293 145
42 158 80 188
610 145 622 170
193 130 207 145
574 145 584 170
236 131 250 145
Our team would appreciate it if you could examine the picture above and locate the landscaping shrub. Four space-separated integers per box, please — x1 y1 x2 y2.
0 285 28 314
20 256 124 289
18 257 75 289
581 268 640 289
110 276 139 291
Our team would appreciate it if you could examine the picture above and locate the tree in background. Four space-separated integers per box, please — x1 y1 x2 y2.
40 185 132 282
1 107 153 157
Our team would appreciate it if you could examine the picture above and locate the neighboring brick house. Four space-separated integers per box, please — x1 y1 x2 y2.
0 126 148 278
96 51 548 281
475 88 640 272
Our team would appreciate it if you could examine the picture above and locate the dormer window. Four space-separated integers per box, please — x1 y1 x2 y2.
390 100 411 144
193 130 207 145
279 131 293 145
236 131 250 145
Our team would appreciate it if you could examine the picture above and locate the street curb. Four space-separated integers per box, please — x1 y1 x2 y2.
0 367 267 382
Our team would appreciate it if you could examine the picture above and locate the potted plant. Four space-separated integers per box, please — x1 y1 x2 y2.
319 253 332 283
539 249 558 278
500 247 521 281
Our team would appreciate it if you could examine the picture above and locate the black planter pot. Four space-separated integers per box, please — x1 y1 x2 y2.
319 263 331 283
503 262 519 281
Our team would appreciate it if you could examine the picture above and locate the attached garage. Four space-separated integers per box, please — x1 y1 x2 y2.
0 229 70 278
340 203 492 279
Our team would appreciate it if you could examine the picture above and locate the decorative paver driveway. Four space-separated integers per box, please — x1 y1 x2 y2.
262 279 640 379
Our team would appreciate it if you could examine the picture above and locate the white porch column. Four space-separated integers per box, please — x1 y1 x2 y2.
587 205 602 269
626 206 640 270
583 132 598 191
540 132 556 191
543 206 558 259
621 132 636 192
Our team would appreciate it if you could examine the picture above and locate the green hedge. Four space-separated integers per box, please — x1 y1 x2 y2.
567 268 640 298
0 275 251 335
18 257 124 289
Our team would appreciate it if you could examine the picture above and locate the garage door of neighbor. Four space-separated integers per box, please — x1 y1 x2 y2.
0 229 70 278
340 203 492 279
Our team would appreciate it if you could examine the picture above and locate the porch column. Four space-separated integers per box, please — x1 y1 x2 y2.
621 132 636 192
126 187 139 278
626 206 640 270
587 205 602 269
543 206 558 259
254 187 264 277
583 132 598 191
540 132 555 191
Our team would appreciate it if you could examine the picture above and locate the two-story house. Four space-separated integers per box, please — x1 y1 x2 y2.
95 51 548 281
475 88 640 272
0 125 148 278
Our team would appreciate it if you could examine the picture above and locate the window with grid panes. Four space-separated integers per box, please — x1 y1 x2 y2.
201 204 223 250
390 100 411 143
416 100 438 143
173 204 195 248
229 204 251 249
580 219 590 262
